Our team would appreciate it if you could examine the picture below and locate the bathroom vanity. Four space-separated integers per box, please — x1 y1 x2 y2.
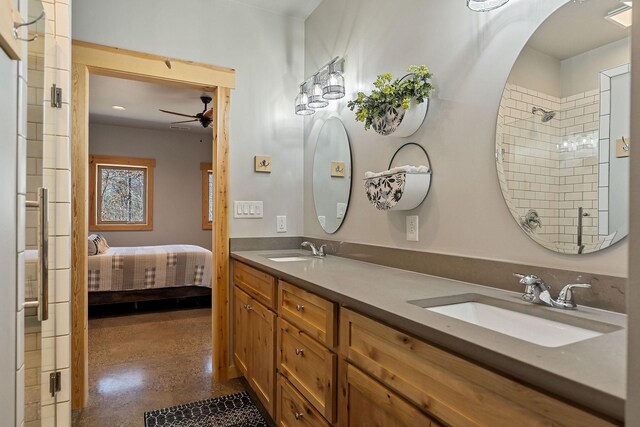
231 251 625 426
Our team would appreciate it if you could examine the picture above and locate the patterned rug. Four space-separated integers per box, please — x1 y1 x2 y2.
144 391 268 427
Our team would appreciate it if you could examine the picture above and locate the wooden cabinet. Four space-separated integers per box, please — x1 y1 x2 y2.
339 308 618 427
278 318 337 423
232 284 276 417
277 374 331 427
233 260 619 427
339 361 441 427
279 280 337 348
234 260 277 310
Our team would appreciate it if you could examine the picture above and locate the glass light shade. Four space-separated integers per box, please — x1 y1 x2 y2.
295 88 315 115
308 76 329 108
322 63 345 100
467 0 509 11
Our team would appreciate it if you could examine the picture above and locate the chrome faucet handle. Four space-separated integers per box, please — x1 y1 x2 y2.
301 241 318 256
514 273 551 304
317 244 327 257
555 283 591 309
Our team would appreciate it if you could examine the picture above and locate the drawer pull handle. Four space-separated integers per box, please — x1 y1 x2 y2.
295 348 304 356
294 412 303 420
243 304 253 311
295 304 305 312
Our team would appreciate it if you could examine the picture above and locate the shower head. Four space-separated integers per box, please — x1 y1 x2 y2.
532 106 556 123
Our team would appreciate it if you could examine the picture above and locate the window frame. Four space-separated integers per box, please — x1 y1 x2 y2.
201 162 213 230
89 155 155 231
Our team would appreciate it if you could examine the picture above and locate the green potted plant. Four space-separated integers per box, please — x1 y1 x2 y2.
347 65 434 137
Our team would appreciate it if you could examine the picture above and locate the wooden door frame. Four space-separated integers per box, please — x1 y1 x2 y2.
70 40 237 408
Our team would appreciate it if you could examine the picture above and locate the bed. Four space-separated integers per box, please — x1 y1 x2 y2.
87 244 213 305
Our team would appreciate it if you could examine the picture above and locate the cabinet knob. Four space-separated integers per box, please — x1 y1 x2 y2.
295 304 304 312
243 304 253 311
294 412 303 420
295 348 304 356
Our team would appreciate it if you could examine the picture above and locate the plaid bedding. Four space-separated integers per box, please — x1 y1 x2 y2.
87 245 212 292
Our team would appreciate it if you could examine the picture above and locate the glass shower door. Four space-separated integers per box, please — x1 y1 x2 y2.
23 0 56 424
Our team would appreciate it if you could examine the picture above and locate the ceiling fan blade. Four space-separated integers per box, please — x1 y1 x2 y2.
159 109 197 118
171 119 199 124
203 109 213 119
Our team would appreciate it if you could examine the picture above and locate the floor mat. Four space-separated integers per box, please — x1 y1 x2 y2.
144 391 268 427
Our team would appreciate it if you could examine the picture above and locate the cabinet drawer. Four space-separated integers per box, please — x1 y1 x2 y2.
233 260 277 310
278 318 337 423
339 361 442 427
279 281 337 348
340 308 618 427
278 374 330 427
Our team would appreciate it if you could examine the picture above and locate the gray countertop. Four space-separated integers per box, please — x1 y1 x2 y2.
231 249 627 421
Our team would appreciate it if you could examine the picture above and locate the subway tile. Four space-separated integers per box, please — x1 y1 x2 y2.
54 3 69 38
16 311 24 369
16 365 24 427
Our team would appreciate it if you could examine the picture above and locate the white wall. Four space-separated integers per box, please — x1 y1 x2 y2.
561 37 630 98
508 46 561 97
72 0 305 238
89 123 213 249
303 0 627 278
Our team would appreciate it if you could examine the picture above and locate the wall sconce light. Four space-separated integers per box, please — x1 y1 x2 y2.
467 0 509 12
294 83 315 116
295 57 345 115
308 74 329 108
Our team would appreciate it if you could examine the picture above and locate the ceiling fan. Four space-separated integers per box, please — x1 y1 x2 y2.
160 95 213 128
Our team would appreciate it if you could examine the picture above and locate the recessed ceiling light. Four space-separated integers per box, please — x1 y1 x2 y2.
111 105 126 111
606 5 632 28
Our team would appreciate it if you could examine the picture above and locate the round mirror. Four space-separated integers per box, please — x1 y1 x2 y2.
496 0 631 254
313 118 352 233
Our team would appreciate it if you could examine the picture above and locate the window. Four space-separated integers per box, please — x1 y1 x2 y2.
90 155 155 231
201 163 213 230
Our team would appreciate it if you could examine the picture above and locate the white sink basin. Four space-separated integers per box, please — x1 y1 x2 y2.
267 256 310 262
426 301 604 347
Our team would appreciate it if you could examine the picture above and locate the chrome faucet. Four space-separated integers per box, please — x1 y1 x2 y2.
514 273 591 310
301 241 327 257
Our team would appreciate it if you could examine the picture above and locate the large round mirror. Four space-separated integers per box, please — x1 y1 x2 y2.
496 0 631 254
313 118 352 233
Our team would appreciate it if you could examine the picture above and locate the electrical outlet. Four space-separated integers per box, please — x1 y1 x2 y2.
406 215 419 241
277 216 287 233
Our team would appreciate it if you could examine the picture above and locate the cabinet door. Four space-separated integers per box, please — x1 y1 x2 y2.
233 286 251 375
248 297 277 418
340 363 440 427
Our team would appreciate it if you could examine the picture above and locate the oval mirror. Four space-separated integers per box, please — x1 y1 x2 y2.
313 118 352 233
496 0 630 254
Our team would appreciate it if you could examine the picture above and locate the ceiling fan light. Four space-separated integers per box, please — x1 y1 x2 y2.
467 0 510 12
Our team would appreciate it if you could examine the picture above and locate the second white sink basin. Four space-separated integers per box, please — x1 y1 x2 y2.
421 298 613 348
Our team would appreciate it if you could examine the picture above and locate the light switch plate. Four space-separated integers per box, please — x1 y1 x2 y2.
276 216 287 233
234 201 264 219
407 215 419 241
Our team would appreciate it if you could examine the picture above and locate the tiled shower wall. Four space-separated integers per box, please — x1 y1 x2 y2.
497 83 604 253
16 0 72 425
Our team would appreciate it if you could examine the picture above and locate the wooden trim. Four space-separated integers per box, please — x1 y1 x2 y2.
71 42 235 409
71 62 89 409
212 86 232 381
201 162 213 230
72 40 236 90
88 155 155 231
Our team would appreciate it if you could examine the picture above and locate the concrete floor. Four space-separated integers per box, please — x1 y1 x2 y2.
72 306 244 427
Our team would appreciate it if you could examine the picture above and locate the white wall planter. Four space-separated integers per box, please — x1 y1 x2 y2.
371 98 429 138
365 169 431 210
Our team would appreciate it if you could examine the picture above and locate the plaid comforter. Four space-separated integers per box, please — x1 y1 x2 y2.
87 245 212 292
